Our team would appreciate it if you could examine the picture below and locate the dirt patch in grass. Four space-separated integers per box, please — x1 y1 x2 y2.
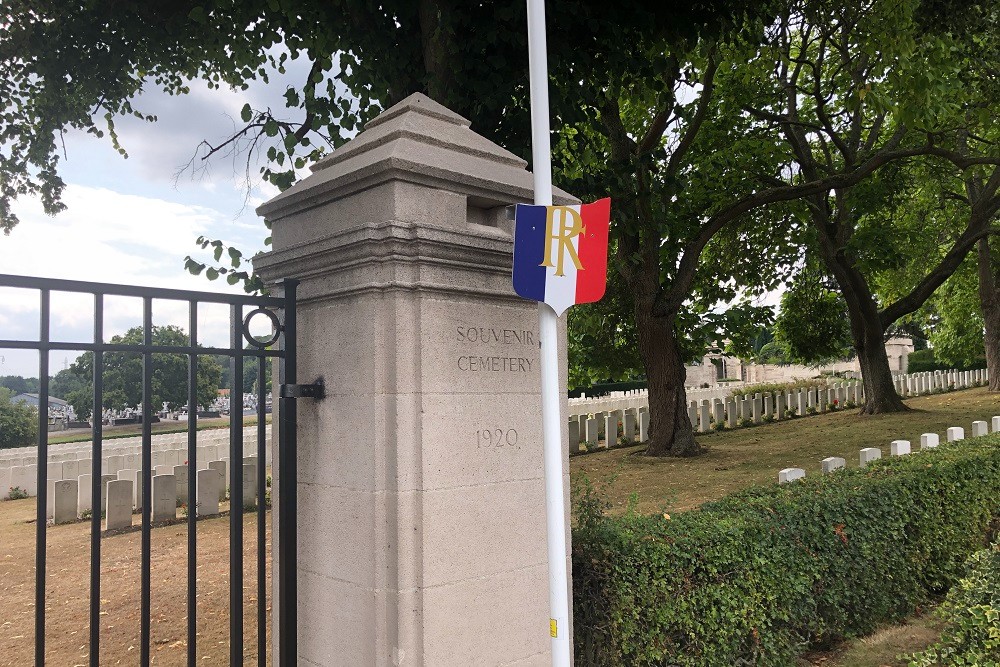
0 497 270 665
570 387 1000 513
798 610 944 667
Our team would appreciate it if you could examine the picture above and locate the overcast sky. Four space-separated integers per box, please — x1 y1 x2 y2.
0 56 321 378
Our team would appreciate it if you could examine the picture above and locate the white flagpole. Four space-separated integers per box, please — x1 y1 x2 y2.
526 1 571 665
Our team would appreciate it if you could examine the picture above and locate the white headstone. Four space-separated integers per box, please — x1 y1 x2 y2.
95 474 114 512
106 455 124 475
79 459 92 476
152 474 177 522
606 410 622 443
890 440 911 456
972 421 988 437
992 416 1000 433
821 457 846 473
10 465 34 496
778 468 805 484
639 409 650 442
174 464 189 505
208 460 227 501
920 433 940 449
62 460 80 481
623 411 636 443
860 447 882 466
699 401 710 433
586 417 599 447
105 480 133 531
196 469 220 516
118 469 139 510
78 474 92 514
242 463 257 508
946 427 965 442
52 480 78 524
568 420 580 455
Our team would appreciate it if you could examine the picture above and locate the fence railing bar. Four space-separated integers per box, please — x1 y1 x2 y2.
34 288 50 667
89 294 104 667
140 297 153 667
0 340 282 358
277 279 298 667
0 273 284 307
230 304 245 666
187 300 198 667
257 358 266 666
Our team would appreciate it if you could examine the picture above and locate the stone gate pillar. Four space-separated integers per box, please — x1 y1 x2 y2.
255 93 575 666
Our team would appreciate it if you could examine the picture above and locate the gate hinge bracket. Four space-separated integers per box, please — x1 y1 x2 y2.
280 377 325 399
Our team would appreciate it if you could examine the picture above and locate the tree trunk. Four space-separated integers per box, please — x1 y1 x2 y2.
815 216 908 414
977 239 1000 391
854 324 908 413
836 279 908 413
634 304 701 457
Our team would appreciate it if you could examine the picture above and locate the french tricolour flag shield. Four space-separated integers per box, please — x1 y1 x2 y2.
512 198 611 315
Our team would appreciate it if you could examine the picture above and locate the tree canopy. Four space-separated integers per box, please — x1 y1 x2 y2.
66 325 222 418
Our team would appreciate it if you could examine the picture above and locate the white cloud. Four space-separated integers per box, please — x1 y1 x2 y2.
1 185 259 375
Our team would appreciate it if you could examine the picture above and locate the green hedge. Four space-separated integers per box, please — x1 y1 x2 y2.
908 541 1000 666
907 349 987 374
572 437 1000 666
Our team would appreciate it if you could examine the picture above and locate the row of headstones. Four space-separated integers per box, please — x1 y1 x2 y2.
0 422 271 461
896 368 988 397
566 368 989 434
0 435 261 465
686 383 863 434
38 457 264 530
0 446 257 482
777 418 999 484
0 437 268 471
3 454 259 505
568 407 651 453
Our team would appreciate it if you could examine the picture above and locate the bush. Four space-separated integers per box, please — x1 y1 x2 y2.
572 437 1000 666
0 388 37 450
908 542 1000 666
907 349 987 374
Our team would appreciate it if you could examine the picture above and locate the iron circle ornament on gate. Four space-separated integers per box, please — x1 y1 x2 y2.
242 307 282 348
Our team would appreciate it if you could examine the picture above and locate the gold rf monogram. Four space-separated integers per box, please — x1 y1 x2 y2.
539 206 586 276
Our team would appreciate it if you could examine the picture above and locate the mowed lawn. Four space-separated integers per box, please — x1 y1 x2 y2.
570 386 1000 514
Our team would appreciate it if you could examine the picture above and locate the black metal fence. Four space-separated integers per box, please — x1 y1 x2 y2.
0 274 298 666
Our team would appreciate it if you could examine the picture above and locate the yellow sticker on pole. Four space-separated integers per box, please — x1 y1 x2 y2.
550 619 558 638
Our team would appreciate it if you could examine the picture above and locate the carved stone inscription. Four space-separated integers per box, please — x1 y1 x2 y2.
456 326 536 373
